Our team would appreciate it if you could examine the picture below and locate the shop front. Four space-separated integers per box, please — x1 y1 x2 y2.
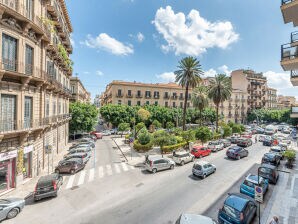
23 145 33 179
0 150 17 193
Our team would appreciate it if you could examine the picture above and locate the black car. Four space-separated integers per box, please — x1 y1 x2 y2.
261 153 280 167
226 146 248 160
259 163 279 184
237 138 252 147
34 174 63 201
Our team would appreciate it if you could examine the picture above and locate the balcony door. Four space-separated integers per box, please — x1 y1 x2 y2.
25 0 34 20
1 95 16 132
25 45 33 75
2 34 17 71
24 97 32 129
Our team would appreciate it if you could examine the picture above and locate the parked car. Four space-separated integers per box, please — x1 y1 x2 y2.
262 136 277 146
55 158 85 174
264 125 277 135
192 161 216 179
110 129 116 135
0 198 25 221
227 136 240 144
173 151 195 165
80 137 95 142
270 146 285 160
68 147 91 154
218 193 257 224
102 130 112 136
145 156 175 173
82 134 97 141
69 142 95 150
258 163 279 184
90 131 103 139
258 135 266 142
237 138 252 148
176 214 216 224
277 125 285 131
191 146 211 158
64 152 90 164
282 128 291 134
207 141 224 152
240 174 269 198
261 153 280 167
255 127 264 134
241 132 252 138
34 173 63 201
278 142 288 150
226 146 248 160
221 139 232 148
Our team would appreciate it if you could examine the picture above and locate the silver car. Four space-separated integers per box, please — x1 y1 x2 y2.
176 214 216 224
172 151 195 165
145 156 175 173
207 141 224 152
192 161 216 179
0 198 25 221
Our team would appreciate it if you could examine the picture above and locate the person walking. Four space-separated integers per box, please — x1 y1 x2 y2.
269 216 279 224
255 134 258 143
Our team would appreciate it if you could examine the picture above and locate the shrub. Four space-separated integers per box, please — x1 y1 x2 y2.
181 130 196 144
284 149 296 160
152 120 162 129
166 121 175 130
138 131 151 145
162 142 187 153
167 135 177 146
175 136 184 143
124 134 130 140
213 132 221 140
222 125 232 138
195 127 212 144
133 140 153 152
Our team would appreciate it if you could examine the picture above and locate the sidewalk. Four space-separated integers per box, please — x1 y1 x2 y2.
261 146 298 224
1 142 73 199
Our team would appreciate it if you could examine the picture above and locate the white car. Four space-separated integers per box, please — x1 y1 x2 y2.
176 214 216 224
172 151 195 165
207 141 224 152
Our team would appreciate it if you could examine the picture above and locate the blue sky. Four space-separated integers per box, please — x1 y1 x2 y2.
65 0 296 100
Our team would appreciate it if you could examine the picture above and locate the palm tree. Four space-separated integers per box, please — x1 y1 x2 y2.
175 57 204 130
192 86 209 126
208 74 232 132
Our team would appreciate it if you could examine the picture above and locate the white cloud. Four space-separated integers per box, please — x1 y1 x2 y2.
83 71 90 75
137 32 145 42
81 33 134 56
70 34 75 47
218 65 231 75
152 6 239 56
156 72 176 82
96 70 104 76
263 71 292 89
204 69 217 77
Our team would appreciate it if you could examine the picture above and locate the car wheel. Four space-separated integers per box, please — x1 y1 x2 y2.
202 174 207 179
237 155 241 160
170 165 174 170
55 169 59 174
152 168 157 174
7 208 19 219
191 157 195 162
70 169 75 175
181 161 185 166
213 168 216 173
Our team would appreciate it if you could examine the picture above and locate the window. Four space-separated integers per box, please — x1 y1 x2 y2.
24 96 32 128
71 86 75 93
187 102 190 107
117 89 122 97
1 95 16 131
180 102 183 108
154 101 158 106
165 102 168 107
137 101 141 106
25 45 33 75
127 90 131 96
52 101 56 115
45 98 50 117
146 101 149 105
25 0 34 20
154 91 159 98
165 92 169 98
118 100 121 105
137 90 141 97
180 93 183 99
2 34 18 71
47 61 55 77
127 100 131 106
58 99 61 114
173 102 176 108
145 91 151 98
173 92 177 98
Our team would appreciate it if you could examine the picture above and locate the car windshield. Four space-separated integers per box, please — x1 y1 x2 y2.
193 164 202 170
0 199 10 204
271 148 281 153
222 204 240 220
264 154 274 159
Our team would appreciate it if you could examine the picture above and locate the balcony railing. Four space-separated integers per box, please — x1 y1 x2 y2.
281 43 298 61
291 31 298 44
291 70 298 78
135 94 142 98
154 95 160 99
281 0 295 5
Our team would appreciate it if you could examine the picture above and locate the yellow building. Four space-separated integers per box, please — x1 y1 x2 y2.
0 0 73 192
70 77 91 103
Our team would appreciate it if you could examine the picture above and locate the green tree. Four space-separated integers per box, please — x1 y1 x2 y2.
181 130 196 145
152 120 162 129
195 127 213 144
221 124 232 137
138 129 152 145
175 56 204 130
137 108 151 121
153 130 171 156
208 74 232 132
70 102 99 136
118 122 130 137
192 86 209 126
135 122 146 138
166 121 175 130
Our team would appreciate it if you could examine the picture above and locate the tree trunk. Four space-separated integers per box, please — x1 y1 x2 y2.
199 109 202 127
216 104 219 132
183 84 189 131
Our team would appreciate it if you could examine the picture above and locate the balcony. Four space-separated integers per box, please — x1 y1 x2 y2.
179 96 184 100
291 106 298 118
126 94 133 98
281 0 298 26
172 96 178 100
145 95 151 99
154 95 160 99
290 70 298 85
281 43 298 70
164 95 170 99
135 94 142 98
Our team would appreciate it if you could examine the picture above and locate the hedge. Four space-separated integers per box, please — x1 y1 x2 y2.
161 142 187 153
213 133 221 140
133 140 153 152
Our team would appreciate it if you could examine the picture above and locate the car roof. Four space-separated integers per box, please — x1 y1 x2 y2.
224 193 251 211
66 152 87 157
246 174 263 184
175 151 189 155
271 146 281 150
260 163 277 169
179 214 214 224
148 155 167 160
194 161 210 166
229 146 242 150
264 152 276 157
38 173 58 182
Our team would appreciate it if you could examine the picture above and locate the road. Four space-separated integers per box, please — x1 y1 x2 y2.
7 138 280 224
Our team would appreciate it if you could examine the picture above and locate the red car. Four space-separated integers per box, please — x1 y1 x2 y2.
90 131 103 139
191 146 211 158
241 132 252 138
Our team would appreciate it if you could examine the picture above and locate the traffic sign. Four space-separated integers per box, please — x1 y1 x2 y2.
254 185 263 203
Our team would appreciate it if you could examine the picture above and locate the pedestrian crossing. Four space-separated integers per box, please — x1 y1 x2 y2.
62 162 135 190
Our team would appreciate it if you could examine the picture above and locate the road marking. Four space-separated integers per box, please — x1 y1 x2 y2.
106 164 113 176
77 170 86 186
88 168 95 182
65 175 75 189
114 163 121 173
98 166 104 178
121 162 128 171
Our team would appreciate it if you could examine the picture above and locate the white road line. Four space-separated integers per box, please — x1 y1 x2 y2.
121 162 129 171
114 163 121 173
65 175 75 189
77 170 86 186
106 164 113 176
88 168 95 182
98 166 104 178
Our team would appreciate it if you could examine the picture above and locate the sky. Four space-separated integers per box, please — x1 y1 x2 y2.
65 0 297 101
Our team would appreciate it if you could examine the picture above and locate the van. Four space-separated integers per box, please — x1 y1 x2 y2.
258 163 279 184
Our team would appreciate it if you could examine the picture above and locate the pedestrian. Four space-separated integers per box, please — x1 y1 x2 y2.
269 216 279 224
255 135 258 143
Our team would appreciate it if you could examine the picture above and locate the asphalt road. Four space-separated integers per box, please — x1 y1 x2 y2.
6 139 284 224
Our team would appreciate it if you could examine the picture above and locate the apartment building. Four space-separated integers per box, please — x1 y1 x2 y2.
277 95 296 109
0 0 73 193
94 94 101 108
266 87 278 109
101 81 193 108
280 0 298 117
70 77 91 103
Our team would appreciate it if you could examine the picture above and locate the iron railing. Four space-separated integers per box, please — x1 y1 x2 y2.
281 0 296 5
291 31 298 43
291 70 298 78
281 43 298 60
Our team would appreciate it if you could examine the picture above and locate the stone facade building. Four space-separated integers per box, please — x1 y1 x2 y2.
0 0 73 193
70 77 90 103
